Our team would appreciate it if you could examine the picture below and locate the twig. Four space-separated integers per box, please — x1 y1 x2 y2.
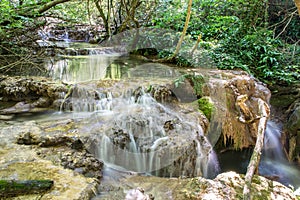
274 10 297 39
190 34 202 56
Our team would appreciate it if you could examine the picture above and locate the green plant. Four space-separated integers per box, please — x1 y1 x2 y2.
198 97 215 120
212 28 300 85
174 74 205 97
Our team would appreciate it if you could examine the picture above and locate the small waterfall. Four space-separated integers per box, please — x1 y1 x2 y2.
206 150 221 179
259 121 300 188
90 89 220 178
62 31 70 42
47 49 220 179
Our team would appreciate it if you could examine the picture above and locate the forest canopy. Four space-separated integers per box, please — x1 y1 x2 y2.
0 0 299 85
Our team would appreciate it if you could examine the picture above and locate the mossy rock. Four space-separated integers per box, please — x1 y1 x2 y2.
198 96 215 120
0 180 53 198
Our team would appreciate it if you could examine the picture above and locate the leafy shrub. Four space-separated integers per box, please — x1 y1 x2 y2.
212 28 299 85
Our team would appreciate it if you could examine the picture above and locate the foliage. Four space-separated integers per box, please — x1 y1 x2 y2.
268 0 300 43
212 28 300 85
151 0 266 40
150 0 300 86
0 0 299 86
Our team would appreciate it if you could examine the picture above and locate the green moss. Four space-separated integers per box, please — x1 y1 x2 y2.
174 74 205 97
252 176 261 185
198 97 215 120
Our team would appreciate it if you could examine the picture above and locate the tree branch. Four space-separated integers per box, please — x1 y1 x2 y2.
243 98 270 200
38 0 73 14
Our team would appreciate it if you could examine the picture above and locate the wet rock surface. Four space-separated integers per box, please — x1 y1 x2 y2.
0 121 99 200
0 69 297 199
0 75 69 114
15 120 104 180
283 85 300 163
96 171 298 200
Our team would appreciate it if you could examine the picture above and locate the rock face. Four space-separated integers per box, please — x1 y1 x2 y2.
283 85 300 163
0 75 69 114
0 70 288 199
194 172 296 200
202 70 271 149
86 91 213 178
0 76 68 102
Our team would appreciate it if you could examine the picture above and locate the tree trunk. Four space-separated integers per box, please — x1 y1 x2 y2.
295 0 300 15
243 99 270 200
190 34 202 55
0 180 53 198
172 0 193 58
94 0 109 36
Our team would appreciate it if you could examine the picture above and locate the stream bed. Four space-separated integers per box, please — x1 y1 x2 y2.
1 43 300 199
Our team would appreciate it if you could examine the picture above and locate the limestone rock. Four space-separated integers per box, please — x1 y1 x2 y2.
108 172 297 200
202 70 271 149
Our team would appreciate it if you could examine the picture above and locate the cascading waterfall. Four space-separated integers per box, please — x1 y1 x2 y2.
259 121 300 188
47 47 220 179
83 87 220 178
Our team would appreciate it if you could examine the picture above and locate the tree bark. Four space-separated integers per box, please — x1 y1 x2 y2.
0 180 53 198
94 0 109 36
243 98 270 200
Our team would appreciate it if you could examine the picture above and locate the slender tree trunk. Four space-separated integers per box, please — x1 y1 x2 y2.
94 0 109 37
190 34 202 55
295 0 300 15
172 0 193 58
243 99 270 200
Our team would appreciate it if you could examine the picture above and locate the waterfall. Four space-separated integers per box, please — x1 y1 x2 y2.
90 88 220 178
47 48 220 179
259 121 300 188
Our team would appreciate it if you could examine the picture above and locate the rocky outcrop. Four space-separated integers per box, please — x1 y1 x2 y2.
202 70 271 149
0 76 68 102
0 120 100 200
0 75 69 114
102 171 298 199
87 99 212 178
185 171 297 199
0 76 115 114
15 120 104 179
279 85 300 163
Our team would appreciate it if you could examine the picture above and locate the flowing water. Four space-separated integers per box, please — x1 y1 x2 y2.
2 43 300 198
45 47 222 198
218 121 300 189
259 121 300 188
